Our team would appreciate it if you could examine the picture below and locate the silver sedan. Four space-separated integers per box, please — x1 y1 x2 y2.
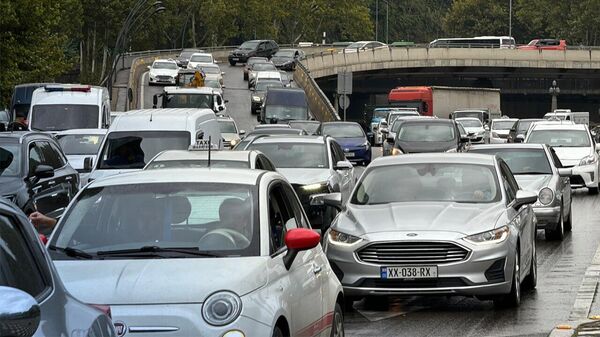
314 153 538 308
470 143 573 240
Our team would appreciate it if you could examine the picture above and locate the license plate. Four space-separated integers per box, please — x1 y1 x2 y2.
232 58 239 61
381 266 438 279
345 152 355 157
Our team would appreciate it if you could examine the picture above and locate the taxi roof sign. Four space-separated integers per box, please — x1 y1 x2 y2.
189 139 220 151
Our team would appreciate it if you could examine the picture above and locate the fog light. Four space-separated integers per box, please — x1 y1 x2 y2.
223 330 245 337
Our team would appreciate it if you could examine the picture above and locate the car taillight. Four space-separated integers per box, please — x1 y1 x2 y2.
90 304 112 318
38 234 48 245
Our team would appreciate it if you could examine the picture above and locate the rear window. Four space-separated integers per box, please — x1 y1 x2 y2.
57 134 104 155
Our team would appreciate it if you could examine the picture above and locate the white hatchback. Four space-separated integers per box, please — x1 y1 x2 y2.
48 168 345 337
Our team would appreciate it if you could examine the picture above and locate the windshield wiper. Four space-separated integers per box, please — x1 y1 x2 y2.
96 246 224 258
517 171 551 175
48 245 95 259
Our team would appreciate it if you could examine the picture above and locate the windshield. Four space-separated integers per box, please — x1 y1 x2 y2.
471 148 552 175
178 51 197 59
240 41 259 49
247 143 327 168
0 143 20 177
252 63 277 71
99 131 190 169
289 122 320 134
397 123 456 142
388 112 418 125
190 55 212 63
454 111 482 119
31 105 99 131
51 183 258 258
457 119 482 128
57 134 104 155
527 130 591 147
201 66 220 74
492 120 517 130
204 79 220 88
165 93 213 109
147 160 249 170
373 110 389 119
218 120 237 133
518 120 540 133
265 105 307 121
527 40 539 46
256 81 283 91
322 124 364 138
346 42 366 49
275 51 295 58
153 62 177 69
352 163 500 205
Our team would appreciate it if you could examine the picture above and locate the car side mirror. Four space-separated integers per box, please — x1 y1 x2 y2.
460 136 470 143
335 161 353 170
0 286 41 337
29 165 54 180
380 128 389 134
513 190 538 210
147 65 151 70
558 168 572 177
484 125 490 131
310 192 342 210
218 106 225 112
515 135 525 143
83 157 93 171
239 130 246 136
283 228 320 270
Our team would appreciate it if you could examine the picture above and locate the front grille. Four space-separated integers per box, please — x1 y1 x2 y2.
355 277 469 288
357 241 470 265
484 258 506 283
570 175 586 185
156 75 172 81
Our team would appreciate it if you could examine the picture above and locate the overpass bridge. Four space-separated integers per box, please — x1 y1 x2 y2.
299 47 600 122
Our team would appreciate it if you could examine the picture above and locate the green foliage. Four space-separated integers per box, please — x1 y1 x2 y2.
443 0 508 37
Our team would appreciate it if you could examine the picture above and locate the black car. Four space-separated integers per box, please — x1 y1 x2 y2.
229 40 279 65
250 79 283 114
507 118 544 143
10 83 51 123
391 119 469 154
176 48 205 68
0 132 78 231
271 48 305 71
259 87 309 124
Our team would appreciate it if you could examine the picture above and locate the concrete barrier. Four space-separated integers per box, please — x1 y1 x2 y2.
293 62 339 122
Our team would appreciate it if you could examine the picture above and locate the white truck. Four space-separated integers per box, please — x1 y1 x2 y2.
544 109 589 125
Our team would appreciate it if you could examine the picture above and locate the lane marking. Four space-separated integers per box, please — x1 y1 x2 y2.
569 244 600 321
140 71 148 109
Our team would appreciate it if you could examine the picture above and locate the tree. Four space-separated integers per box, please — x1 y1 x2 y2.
443 0 508 37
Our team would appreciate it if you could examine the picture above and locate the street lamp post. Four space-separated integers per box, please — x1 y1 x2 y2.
375 0 379 41
384 0 389 44
509 0 513 37
549 80 560 111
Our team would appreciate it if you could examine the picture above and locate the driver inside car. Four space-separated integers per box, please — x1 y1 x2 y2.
199 198 251 250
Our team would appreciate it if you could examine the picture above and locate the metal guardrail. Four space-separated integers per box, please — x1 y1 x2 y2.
293 62 339 122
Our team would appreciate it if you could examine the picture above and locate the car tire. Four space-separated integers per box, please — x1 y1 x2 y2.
344 296 359 311
229 61 236 66
330 303 344 337
523 239 537 290
494 252 521 308
545 210 565 241
589 184 599 195
272 326 285 337
564 203 573 232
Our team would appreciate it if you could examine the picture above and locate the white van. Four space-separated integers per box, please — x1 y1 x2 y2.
86 108 222 182
544 109 589 125
28 84 110 132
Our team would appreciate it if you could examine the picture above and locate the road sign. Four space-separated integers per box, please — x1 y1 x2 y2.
338 94 350 109
337 71 352 95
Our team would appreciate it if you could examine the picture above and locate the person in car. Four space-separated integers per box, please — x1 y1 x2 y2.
29 211 57 232
199 198 251 249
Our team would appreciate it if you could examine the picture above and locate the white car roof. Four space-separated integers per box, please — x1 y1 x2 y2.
530 123 587 131
492 118 518 122
163 86 217 95
190 53 213 58
87 168 272 188
153 59 177 65
55 128 108 136
110 108 215 131
151 150 254 163
256 71 282 80
251 135 326 145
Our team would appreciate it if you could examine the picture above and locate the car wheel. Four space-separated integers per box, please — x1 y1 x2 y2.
272 326 284 337
589 183 599 195
564 202 573 232
523 239 537 290
494 252 521 307
545 210 564 241
229 61 236 66
330 303 344 337
344 296 359 311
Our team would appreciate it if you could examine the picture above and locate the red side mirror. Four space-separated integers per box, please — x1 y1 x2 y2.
285 228 320 251
38 234 48 245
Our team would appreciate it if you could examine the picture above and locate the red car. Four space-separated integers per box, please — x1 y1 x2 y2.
518 39 567 50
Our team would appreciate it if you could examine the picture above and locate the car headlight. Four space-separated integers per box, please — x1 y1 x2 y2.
464 226 510 245
538 187 554 205
391 148 404 156
252 96 261 102
362 141 370 148
579 155 597 166
328 229 362 246
301 182 329 193
202 291 242 326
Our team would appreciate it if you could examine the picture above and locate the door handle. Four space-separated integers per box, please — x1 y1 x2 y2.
313 264 322 275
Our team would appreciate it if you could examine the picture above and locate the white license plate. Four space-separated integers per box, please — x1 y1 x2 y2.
381 266 438 279
345 152 355 158
232 58 239 61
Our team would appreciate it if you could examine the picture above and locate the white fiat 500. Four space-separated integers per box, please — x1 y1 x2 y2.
48 168 344 337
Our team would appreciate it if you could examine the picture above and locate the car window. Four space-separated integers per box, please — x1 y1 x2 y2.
28 142 45 173
330 140 345 164
549 147 564 168
258 155 276 171
0 214 49 298
268 183 296 253
499 161 517 203
48 142 67 168
282 184 309 229
0 142 21 177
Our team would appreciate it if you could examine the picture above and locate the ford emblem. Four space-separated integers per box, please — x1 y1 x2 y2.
114 321 127 337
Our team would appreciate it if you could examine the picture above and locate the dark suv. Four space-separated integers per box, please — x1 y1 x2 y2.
229 40 279 65
0 132 78 230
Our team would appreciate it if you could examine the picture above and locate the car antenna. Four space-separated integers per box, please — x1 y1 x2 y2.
207 136 211 167
149 111 153 122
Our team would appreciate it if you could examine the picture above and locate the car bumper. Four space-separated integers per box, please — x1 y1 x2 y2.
149 77 176 84
532 205 560 229
326 231 515 297
570 164 598 188
343 147 372 163
489 137 508 144
111 304 273 337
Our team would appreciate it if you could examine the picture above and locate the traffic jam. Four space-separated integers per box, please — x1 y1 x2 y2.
1 40 600 337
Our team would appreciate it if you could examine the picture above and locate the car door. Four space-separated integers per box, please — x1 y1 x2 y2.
330 140 354 202
267 182 323 336
500 161 534 273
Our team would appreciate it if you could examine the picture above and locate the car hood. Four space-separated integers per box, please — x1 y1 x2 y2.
88 169 139 182
278 168 331 185
336 202 504 236
272 57 293 64
464 127 484 134
54 257 269 305
66 154 96 170
395 140 457 153
514 174 552 193
553 147 592 164
333 137 367 149
0 177 24 196
150 69 177 77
